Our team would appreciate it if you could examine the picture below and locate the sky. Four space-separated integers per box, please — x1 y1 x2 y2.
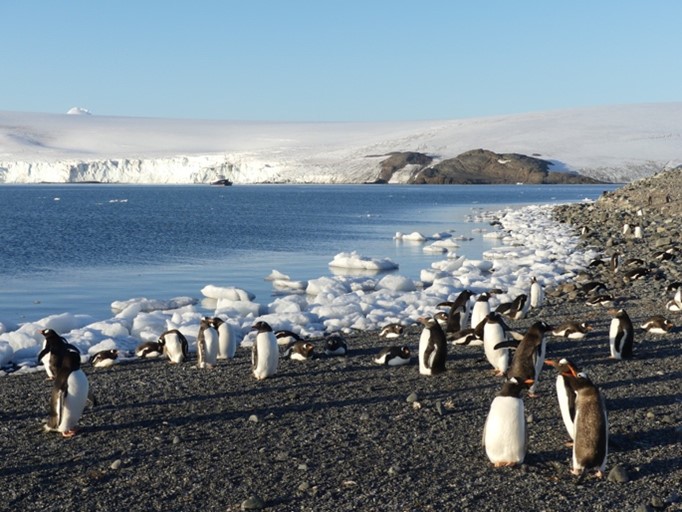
2 0 681 122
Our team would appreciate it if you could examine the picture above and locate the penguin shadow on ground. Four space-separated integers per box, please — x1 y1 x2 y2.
604 390 682 411
609 425 681 455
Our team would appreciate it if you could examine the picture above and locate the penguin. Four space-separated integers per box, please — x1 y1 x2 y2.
581 281 607 296
666 281 682 293
666 287 682 312
482 377 533 467
433 311 449 331
417 316 447 376
610 252 620 272
373 345 412 366
653 250 675 262
470 292 491 330
501 321 553 397
157 329 189 364
324 334 348 356
274 329 304 346
640 315 674 334
544 358 580 444
450 328 482 346
44 349 89 438
530 277 544 308
283 341 315 361
379 323 404 339
608 309 634 359
251 321 279 380
37 328 80 380
624 257 646 267
496 294 529 320
449 289 474 328
211 316 236 360
568 372 609 479
135 341 163 358
196 317 219 369
585 294 614 307
551 321 592 340
623 267 649 281
89 349 119 368
481 312 511 376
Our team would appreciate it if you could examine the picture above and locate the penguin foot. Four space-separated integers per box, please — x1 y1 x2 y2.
571 467 583 476
563 440 574 447
61 429 78 438
594 470 604 479
493 461 518 467
527 392 540 399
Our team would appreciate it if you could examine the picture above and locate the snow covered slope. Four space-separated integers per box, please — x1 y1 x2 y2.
1 103 681 184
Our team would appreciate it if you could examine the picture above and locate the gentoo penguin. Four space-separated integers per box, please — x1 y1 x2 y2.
640 315 674 334
496 294 529 320
501 321 553 397
373 345 411 366
379 323 404 339
530 277 544 308
482 377 533 467
481 312 511 376
44 349 89 438
666 287 682 312
568 372 609 478
434 311 449 331
196 317 219 369
608 309 634 359
551 321 592 340
135 341 163 358
623 267 649 281
37 328 80 380
251 321 279 380
324 334 348 356
157 329 189 364
666 281 682 293
610 252 620 272
470 292 491 330
417 316 447 376
274 329 304 346
282 341 315 361
545 358 580 444
89 349 119 368
449 289 474 329
585 294 614 307
211 316 236 360
581 281 607 296
450 327 482 346
624 257 645 268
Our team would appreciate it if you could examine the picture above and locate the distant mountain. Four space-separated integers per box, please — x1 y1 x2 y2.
0 103 680 184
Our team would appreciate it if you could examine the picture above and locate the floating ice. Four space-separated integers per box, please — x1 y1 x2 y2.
328 251 399 271
201 285 255 301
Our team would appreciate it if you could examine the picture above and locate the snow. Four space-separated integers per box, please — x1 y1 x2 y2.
1 103 681 184
0 200 599 373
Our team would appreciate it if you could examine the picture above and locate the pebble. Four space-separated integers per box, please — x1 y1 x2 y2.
406 392 418 403
298 481 310 492
110 459 122 470
607 463 630 483
248 414 259 423
172 436 181 444
241 495 265 511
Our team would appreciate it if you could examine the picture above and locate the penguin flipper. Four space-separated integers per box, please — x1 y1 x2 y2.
493 340 518 351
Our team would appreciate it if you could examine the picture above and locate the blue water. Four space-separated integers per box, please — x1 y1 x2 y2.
0 184 618 325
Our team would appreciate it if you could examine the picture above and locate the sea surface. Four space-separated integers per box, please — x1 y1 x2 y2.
0 184 618 326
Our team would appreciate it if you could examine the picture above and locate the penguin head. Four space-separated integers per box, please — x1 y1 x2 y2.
545 358 579 377
417 316 437 329
251 321 273 333
400 346 411 358
533 321 553 333
210 316 224 328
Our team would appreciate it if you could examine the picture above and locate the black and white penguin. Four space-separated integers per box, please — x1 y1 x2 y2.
496 294 529 321
251 321 279 380
551 321 592 340
481 312 511 376
417 316 447 376
568 372 609 478
581 281 607 296
373 345 412 366
283 341 315 361
324 334 348 356
666 281 682 293
37 328 80 380
44 349 89 438
135 341 163 358
608 309 634 359
157 329 189 364
196 316 219 369
211 316 236 360
666 287 682 312
449 289 474 328
470 292 491 329
623 267 649 281
274 329 304 346
640 315 674 334
585 294 614 307
530 277 544 308
90 349 119 368
450 327 482 346
544 358 580 444
610 252 620 272
624 257 646 268
433 311 449 331
501 321 553 397
379 323 404 339
482 377 533 467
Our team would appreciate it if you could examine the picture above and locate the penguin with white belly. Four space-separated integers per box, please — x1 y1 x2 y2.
608 309 634 359
500 321 553 397
37 328 80 380
373 345 412 366
551 321 592 340
252 321 279 380
44 349 90 438
196 317 219 369
157 329 189 364
470 292 491 330
483 377 533 467
530 277 544 308
417 316 447 376
544 358 580 445
135 341 163 358
211 316 236 360
481 312 511 376
90 349 119 368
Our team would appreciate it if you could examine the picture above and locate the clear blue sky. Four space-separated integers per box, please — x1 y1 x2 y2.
2 0 681 122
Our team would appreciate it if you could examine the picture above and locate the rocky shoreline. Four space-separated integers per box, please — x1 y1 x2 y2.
2 171 681 511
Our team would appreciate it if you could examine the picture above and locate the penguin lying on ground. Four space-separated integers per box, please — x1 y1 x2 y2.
551 321 592 340
373 345 412 366
283 341 315 361
135 341 163 358
324 333 348 356
379 323 404 339
640 315 674 334
90 349 119 368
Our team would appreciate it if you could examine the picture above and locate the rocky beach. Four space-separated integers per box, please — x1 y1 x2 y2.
2 170 681 512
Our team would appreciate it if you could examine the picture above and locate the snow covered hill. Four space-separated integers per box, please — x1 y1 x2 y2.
1 103 681 184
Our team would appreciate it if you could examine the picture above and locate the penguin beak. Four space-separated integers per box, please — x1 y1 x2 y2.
523 379 534 386
544 359 557 367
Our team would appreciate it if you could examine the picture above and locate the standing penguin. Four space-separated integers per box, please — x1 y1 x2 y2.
447 289 474 332
482 377 533 467
37 329 80 380
545 358 580 444
481 313 511 376
157 329 189 364
530 277 544 308
502 321 553 397
568 372 609 478
251 321 279 380
44 349 90 438
196 317 219 369
417 316 447 376
211 316 236 360
608 309 634 359
470 292 491 330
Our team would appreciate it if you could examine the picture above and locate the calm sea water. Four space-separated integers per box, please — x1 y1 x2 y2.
0 184 618 325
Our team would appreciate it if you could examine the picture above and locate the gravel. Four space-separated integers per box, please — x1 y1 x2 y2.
2 171 681 511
